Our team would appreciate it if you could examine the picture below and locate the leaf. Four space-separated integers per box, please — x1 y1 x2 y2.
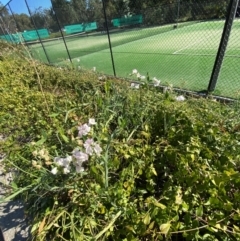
149 221 155 230
153 201 166 209
58 127 69 143
60 132 69 143
97 204 106 214
233 225 240 232
35 136 47 145
143 213 151 225
182 202 189 212
160 223 171 235
196 205 203 217
94 211 121 240
48 113 59 117
11 182 18 190
1 184 33 202
125 225 136 234
190 154 195 161
141 131 150 138
151 166 157 176
31 223 39 234
38 216 46 234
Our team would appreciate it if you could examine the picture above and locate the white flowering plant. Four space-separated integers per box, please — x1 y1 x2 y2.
130 69 161 88
130 69 186 101
2 44 240 241
49 118 102 175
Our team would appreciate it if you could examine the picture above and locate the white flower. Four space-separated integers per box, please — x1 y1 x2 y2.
54 156 72 167
164 84 173 93
84 138 94 155
93 143 102 156
54 157 64 166
130 83 140 89
78 124 91 137
132 69 138 74
75 165 84 173
51 167 58 175
153 77 160 87
72 149 88 173
175 95 185 101
63 165 71 174
136 73 141 78
140 75 146 80
84 138 102 156
32 150 38 157
93 67 96 72
72 149 89 162
77 58 80 62
88 118 96 125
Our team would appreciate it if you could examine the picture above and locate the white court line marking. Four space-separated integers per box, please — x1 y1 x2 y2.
172 39 206 54
173 52 240 58
172 32 221 55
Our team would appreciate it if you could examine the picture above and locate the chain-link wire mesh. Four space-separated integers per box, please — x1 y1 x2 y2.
216 2 240 98
0 0 239 98
50 0 115 74
104 0 228 92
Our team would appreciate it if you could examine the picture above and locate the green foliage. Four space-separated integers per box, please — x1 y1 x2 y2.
1 42 240 241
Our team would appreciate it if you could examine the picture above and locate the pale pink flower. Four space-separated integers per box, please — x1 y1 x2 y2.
94 143 102 157
72 149 89 162
72 149 88 173
84 138 102 156
84 138 94 155
78 124 91 137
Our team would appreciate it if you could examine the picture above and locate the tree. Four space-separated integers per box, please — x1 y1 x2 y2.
0 3 18 34
51 0 77 25
87 0 103 22
14 14 34 31
71 0 88 23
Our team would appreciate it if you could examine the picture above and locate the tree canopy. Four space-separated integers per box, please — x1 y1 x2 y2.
0 0 231 34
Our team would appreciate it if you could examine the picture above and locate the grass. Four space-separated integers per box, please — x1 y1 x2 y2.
2 40 240 240
29 20 240 98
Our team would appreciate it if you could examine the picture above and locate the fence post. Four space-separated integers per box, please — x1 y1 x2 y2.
102 0 116 77
24 0 51 64
8 3 27 44
0 14 15 43
176 0 180 26
208 0 239 92
49 0 72 64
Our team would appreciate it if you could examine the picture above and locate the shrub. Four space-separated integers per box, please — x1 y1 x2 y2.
1 42 240 240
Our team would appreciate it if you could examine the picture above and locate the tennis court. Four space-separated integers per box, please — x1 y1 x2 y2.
29 20 240 98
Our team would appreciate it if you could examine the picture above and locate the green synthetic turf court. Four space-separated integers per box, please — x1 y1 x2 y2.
29 20 240 98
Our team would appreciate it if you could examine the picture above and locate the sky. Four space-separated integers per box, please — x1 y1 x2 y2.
1 0 52 14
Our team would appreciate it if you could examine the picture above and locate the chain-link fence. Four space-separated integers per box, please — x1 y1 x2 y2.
0 0 239 98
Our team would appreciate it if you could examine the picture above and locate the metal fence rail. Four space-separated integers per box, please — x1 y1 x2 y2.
0 0 239 98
